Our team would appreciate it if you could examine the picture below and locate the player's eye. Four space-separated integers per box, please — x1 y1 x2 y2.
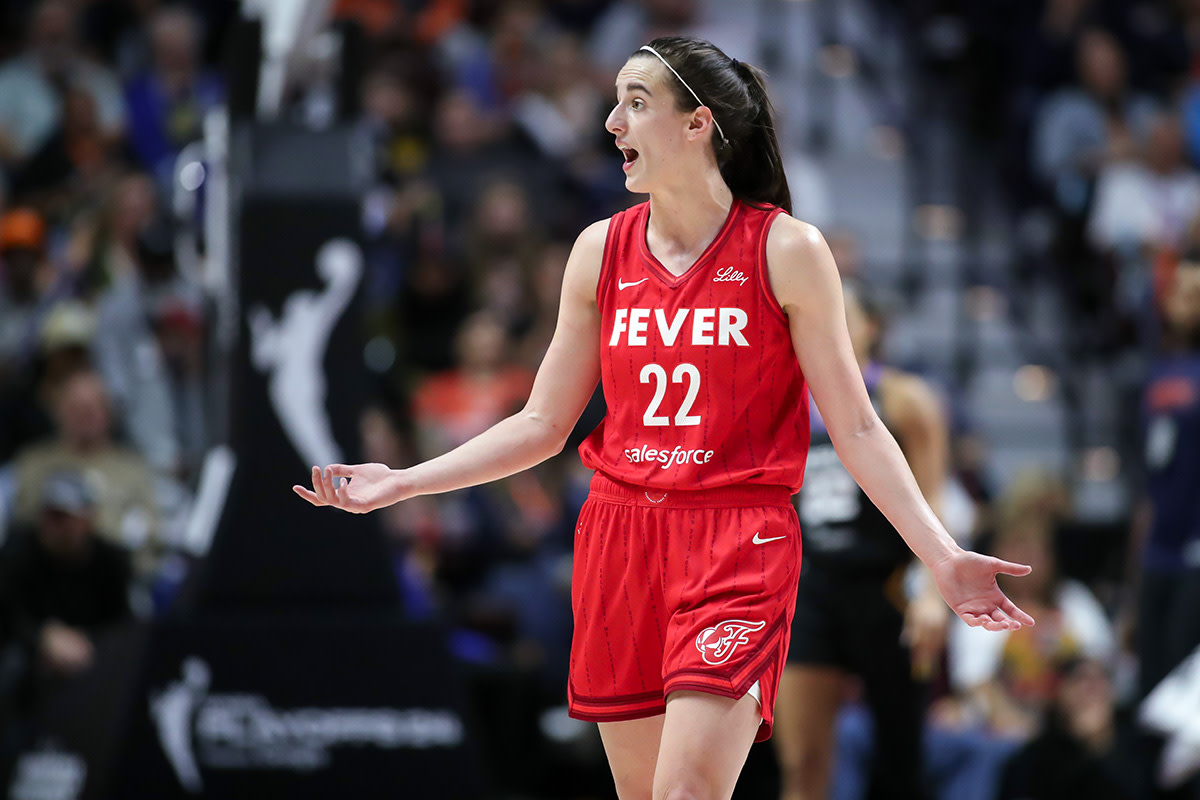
631 99 645 110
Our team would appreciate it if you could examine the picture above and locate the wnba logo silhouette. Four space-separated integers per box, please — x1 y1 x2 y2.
149 658 210 793
695 619 766 665
247 238 363 469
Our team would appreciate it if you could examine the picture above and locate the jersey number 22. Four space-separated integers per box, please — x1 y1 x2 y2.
640 362 701 426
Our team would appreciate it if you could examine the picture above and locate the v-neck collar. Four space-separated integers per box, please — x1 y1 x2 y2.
637 199 742 289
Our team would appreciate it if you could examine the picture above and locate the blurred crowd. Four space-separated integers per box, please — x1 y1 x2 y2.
0 1 1199 799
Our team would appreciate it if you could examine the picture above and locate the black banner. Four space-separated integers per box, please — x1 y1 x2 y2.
111 617 483 799
195 124 397 611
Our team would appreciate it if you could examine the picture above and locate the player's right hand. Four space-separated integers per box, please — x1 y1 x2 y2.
293 463 405 514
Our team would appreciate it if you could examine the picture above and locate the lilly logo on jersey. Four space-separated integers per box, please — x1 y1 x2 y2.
610 308 749 347
624 444 715 469
713 266 749 286
696 619 767 665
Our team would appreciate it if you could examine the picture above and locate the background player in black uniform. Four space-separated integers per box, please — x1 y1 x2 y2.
774 281 951 800
1135 253 1200 800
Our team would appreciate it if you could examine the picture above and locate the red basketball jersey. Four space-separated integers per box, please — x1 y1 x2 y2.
578 199 811 491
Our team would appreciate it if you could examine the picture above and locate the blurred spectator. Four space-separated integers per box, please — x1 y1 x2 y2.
9 81 127 219
334 0 405 40
1135 253 1200 799
1098 0 1190 98
335 0 466 45
0 471 133 715
1089 114 1200 257
365 62 435 186
1031 27 1159 352
945 506 1116 740
93 216 200 476
0 300 94 466
0 0 126 168
361 60 440 318
996 656 1144 800
413 311 535 457
123 5 222 190
512 33 604 162
517 240 570 368
11 368 159 569
0 209 52 380
436 0 551 111
71 170 157 297
422 87 559 236
923 479 1115 800
396 245 473 373
146 316 206 480
464 178 545 329
1032 28 1158 219
1014 0 1101 96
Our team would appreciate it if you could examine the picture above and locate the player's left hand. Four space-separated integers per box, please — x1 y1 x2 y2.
929 549 1035 631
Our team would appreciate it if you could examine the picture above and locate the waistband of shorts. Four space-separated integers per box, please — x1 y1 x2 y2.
588 474 793 508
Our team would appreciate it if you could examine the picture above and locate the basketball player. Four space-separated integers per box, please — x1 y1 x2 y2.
774 282 948 800
295 36 1034 800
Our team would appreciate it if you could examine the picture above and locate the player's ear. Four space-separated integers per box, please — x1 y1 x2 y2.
687 107 714 141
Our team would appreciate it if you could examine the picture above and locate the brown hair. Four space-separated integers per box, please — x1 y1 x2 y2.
634 36 791 214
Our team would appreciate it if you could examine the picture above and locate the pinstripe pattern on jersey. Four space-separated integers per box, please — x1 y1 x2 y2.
577 199 811 493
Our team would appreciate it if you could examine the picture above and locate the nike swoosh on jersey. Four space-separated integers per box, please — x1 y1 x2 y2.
618 278 648 290
751 532 786 544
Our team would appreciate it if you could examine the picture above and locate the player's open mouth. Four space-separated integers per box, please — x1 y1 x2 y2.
621 146 639 170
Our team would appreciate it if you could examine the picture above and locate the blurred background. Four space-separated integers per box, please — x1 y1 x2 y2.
0 0 1199 798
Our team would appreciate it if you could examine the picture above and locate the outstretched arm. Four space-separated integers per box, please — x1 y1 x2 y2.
294 219 608 513
767 216 1034 631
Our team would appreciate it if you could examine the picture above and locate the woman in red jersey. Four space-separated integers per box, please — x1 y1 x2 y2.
296 35 1035 800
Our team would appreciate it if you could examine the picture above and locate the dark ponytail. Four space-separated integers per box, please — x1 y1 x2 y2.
635 36 791 214
725 60 791 215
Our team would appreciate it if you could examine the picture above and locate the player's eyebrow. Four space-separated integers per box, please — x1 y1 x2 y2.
617 82 654 97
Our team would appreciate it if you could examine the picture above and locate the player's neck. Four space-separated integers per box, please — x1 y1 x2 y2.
646 172 734 267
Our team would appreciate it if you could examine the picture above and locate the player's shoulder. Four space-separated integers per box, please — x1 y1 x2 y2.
765 213 826 260
567 218 612 271
560 218 613 302
763 214 836 309
576 217 612 249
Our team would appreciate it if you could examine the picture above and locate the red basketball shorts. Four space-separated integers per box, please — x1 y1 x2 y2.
567 474 802 742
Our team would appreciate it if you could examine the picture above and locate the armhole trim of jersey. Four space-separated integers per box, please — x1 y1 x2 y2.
758 208 789 324
596 212 623 305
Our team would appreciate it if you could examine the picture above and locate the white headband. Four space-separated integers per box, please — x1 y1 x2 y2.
638 45 727 145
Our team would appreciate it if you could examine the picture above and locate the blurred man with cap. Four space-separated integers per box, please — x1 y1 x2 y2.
11 368 159 571
0 470 132 716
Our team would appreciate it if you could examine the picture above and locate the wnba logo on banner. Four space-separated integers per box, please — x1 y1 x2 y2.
149 658 466 793
695 620 766 665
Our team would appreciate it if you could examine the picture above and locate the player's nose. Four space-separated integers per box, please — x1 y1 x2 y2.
605 105 624 135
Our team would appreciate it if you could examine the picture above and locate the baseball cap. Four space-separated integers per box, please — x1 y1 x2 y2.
41 471 97 516
39 301 96 352
0 208 46 253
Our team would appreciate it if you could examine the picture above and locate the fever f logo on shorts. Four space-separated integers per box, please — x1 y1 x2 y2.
695 619 767 665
